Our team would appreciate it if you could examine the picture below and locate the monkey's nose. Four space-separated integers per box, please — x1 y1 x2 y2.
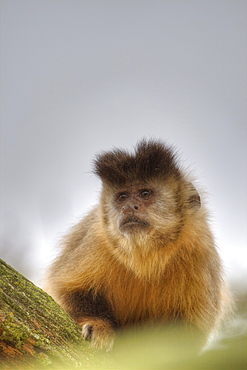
122 204 138 214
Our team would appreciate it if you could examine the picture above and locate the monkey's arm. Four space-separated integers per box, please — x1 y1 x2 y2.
61 289 117 350
44 210 118 350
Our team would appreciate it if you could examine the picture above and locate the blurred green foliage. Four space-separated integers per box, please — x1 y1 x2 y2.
95 292 247 370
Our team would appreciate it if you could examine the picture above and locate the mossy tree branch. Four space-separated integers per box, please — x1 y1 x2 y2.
0 259 93 369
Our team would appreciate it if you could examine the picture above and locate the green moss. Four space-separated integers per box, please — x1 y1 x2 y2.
0 259 93 368
1 316 29 349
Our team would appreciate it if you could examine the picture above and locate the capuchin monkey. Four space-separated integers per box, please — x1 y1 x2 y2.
44 139 231 351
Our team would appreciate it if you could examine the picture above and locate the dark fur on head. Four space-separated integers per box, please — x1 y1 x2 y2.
94 139 181 186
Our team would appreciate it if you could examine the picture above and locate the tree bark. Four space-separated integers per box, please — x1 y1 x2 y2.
0 259 93 369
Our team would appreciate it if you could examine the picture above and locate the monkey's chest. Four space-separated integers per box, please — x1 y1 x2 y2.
104 277 176 326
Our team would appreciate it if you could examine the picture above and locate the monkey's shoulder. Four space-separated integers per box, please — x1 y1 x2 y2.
61 207 101 252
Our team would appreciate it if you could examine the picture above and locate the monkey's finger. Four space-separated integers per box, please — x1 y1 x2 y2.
82 323 93 342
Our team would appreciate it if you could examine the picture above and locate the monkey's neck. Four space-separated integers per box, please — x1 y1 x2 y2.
108 232 177 280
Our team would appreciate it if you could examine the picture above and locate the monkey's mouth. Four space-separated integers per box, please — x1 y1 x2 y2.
120 217 149 231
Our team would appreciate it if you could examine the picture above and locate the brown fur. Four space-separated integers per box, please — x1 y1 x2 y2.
94 139 180 186
44 140 231 351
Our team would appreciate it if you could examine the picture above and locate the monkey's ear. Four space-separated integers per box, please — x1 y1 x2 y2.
186 182 201 209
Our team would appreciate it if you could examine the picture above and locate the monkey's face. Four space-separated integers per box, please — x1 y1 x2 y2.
115 185 155 234
103 181 182 241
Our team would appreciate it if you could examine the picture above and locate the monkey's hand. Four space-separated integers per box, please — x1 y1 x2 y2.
79 317 115 351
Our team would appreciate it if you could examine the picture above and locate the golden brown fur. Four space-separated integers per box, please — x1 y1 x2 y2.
44 140 231 350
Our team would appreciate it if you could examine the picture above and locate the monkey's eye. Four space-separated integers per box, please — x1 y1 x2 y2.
139 190 152 199
117 193 129 202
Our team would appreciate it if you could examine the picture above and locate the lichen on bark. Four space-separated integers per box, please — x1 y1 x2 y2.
0 259 94 369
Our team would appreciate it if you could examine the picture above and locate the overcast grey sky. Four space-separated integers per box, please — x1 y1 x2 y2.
1 0 246 288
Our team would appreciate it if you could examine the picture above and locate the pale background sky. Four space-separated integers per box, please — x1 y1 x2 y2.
1 0 246 291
